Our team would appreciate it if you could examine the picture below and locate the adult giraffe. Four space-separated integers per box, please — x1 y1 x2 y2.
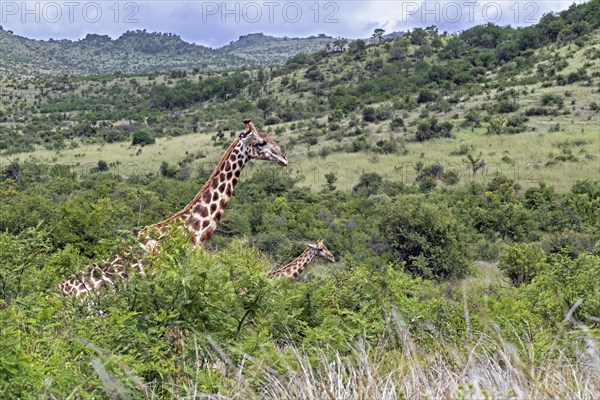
59 119 288 297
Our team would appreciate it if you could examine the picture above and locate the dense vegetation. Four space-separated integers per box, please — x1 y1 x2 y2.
1 157 599 397
1 1 599 398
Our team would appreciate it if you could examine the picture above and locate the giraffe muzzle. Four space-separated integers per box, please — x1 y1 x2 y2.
275 154 288 167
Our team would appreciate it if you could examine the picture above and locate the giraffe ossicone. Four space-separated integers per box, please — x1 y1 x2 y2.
59 119 288 298
268 240 335 280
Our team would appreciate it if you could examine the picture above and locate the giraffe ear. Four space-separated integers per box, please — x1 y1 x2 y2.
308 243 318 249
240 130 256 144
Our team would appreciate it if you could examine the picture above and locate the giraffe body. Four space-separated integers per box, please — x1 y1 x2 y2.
58 250 144 297
268 240 335 280
59 120 287 297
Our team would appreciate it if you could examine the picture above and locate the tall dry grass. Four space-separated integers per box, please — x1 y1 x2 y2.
91 306 599 399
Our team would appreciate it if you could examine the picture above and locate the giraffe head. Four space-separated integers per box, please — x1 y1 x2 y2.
309 239 335 262
242 119 288 166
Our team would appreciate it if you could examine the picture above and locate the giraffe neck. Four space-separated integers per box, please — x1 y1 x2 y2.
269 247 317 280
140 138 249 248
60 137 253 298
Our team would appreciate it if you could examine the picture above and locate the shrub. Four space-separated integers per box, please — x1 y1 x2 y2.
463 109 482 127
505 114 529 133
379 196 470 280
390 117 404 130
524 253 600 324
486 118 506 135
362 107 376 122
415 118 453 141
525 107 556 116
97 160 109 172
541 93 564 107
159 161 179 178
494 100 519 114
417 89 437 103
374 139 399 154
418 176 437 192
442 170 460 185
499 242 546 287
353 173 383 196
131 130 155 146
564 180 600 233
542 230 597 258
324 172 338 191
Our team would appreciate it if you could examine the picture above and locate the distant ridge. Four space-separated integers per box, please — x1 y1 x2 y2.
0 28 335 76
219 32 334 64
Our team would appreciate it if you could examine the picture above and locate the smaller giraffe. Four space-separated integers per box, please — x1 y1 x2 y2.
268 240 335 280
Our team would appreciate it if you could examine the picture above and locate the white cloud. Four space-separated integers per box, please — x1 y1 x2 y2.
0 0 584 46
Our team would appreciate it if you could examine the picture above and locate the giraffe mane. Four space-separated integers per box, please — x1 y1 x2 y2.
141 137 242 233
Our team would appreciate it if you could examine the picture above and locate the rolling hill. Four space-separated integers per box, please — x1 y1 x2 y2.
0 27 335 76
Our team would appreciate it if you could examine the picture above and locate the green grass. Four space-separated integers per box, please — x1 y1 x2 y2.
2 121 598 194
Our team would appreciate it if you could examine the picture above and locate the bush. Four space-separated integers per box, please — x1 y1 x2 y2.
494 100 519 114
542 230 597 258
374 139 400 154
379 196 470 280
362 107 376 122
97 160 109 172
524 253 600 324
417 89 437 103
415 118 453 141
131 130 155 146
159 161 179 178
353 173 383 196
564 180 600 234
442 170 460 185
541 93 564 107
499 242 546 287
390 117 404 130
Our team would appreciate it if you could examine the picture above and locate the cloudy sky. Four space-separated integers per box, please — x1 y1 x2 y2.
0 1 585 47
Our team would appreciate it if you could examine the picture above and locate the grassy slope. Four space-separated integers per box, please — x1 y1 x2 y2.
6 127 596 194
1 29 599 193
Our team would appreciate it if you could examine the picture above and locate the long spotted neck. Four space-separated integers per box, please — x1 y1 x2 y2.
139 138 250 249
269 247 317 280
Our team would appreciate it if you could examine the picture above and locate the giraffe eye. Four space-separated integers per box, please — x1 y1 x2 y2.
257 140 267 147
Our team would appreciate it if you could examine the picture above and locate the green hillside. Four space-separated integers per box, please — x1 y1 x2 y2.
1 1 598 191
0 28 334 76
1 1 599 399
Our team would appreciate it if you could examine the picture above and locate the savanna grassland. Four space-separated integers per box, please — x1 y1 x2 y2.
1 1 600 399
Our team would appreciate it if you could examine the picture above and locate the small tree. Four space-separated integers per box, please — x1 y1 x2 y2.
372 28 385 44
257 98 272 120
324 172 338 191
97 160 109 172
